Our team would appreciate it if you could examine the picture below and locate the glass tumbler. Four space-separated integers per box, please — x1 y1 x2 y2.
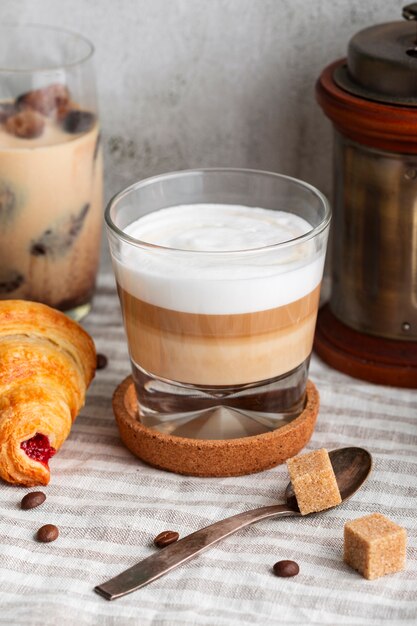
106 169 330 440
0 25 103 320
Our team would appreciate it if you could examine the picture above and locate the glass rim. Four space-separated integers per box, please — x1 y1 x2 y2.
0 23 94 73
105 167 331 256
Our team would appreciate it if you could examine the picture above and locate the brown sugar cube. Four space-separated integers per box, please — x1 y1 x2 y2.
344 513 407 580
286 448 342 515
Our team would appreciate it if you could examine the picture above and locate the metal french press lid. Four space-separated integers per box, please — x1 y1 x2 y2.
334 4 417 105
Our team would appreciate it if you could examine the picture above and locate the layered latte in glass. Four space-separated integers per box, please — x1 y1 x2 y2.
107 170 330 439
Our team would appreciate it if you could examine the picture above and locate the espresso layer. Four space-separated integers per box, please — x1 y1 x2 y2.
119 284 320 337
118 285 320 385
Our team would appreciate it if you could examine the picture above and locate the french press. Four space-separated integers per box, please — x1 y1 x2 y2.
315 4 417 387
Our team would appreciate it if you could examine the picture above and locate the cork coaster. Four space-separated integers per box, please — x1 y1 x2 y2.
112 377 319 477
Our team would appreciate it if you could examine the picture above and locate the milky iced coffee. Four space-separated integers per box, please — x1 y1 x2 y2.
107 170 330 439
0 26 102 320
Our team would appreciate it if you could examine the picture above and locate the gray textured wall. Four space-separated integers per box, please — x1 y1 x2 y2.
1 0 404 240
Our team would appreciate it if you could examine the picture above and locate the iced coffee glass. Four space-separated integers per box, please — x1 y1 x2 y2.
106 169 330 439
0 25 103 320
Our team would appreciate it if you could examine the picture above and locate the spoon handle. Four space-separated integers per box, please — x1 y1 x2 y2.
95 503 294 600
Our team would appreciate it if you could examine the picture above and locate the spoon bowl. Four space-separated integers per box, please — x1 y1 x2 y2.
285 446 373 512
96 446 372 600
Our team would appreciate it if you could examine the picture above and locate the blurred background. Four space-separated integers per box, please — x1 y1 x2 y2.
1 0 404 265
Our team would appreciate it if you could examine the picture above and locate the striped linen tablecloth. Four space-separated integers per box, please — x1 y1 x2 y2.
1 270 416 626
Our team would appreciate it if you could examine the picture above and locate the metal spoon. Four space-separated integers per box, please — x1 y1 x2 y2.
95 446 372 600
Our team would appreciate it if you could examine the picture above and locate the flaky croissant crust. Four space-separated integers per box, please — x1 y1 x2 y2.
0 300 96 486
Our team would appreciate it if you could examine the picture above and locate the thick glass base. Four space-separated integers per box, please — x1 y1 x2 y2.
132 358 309 440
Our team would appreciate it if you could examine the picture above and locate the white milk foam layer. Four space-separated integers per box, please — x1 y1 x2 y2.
115 204 325 314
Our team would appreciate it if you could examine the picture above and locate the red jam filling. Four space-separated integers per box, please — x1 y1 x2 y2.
20 433 56 467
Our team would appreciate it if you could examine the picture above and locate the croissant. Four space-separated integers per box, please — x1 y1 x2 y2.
0 300 96 486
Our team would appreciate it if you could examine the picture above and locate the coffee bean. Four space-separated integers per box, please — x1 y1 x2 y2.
16 84 70 116
36 524 59 543
30 243 47 256
273 560 299 577
5 110 45 139
21 491 46 510
30 203 91 258
62 110 95 134
68 203 90 238
96 353 108 370
0 270 24 294
154 530 179 548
